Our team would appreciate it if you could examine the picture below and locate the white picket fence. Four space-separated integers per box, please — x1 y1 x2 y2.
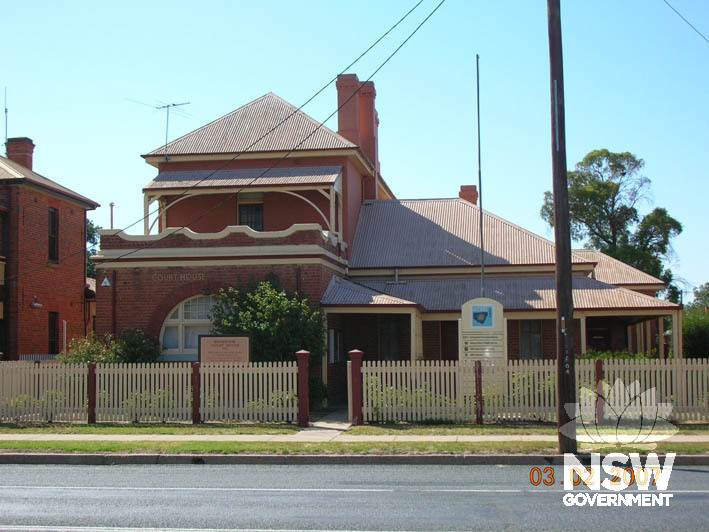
358 358 709 424
0 362 87 422
361 361 475 422
96 363 193 423
0 361 299 423
201 362 298 422
601 358 709 423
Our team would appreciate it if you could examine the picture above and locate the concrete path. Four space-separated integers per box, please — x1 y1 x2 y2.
0 410 706 443
0 434 706 443
0 433 706 443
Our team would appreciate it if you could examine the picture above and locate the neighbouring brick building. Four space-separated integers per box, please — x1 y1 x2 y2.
0 138 99 359
94 74 682 400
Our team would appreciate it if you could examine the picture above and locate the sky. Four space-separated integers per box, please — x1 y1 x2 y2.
3 1 708 301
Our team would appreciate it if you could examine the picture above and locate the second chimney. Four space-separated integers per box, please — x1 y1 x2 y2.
6 137 35 170
459 185 478 205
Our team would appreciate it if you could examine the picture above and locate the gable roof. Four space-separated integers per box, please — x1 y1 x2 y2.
145 93 356 157
0 155 99 209
144 166 342 192
322 276 679 312
574 249 665 286
349 199 589 268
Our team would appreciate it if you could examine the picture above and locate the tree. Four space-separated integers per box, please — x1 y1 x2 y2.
86 219 101 279
541 149 682 300
210 281 326 363
683 309 709 359
683 283 709 358
686 283 709 311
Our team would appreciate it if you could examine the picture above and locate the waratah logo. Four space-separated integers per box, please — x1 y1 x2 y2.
559 379 678 449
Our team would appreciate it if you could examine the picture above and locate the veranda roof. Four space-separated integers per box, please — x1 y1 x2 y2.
321 276 679 312
144 166 342 192
574 249 665 286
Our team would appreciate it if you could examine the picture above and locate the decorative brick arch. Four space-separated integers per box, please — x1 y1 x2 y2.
145 279 230 339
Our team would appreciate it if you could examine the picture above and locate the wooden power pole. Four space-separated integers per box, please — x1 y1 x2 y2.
547 0 577 454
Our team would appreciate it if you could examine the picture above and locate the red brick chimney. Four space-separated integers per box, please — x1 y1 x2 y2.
459 185 478 205
336 74 362 147
6 137 35 170
336 74 380 199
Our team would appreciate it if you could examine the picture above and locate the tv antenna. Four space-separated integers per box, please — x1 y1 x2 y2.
125 98 191 160
157 102 190 160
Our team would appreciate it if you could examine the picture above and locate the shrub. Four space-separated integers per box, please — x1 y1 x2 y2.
58 329 160 364
116 329 161 363
578 349 649 360
57 334 120 364
683 309 709 358
211 281 326 363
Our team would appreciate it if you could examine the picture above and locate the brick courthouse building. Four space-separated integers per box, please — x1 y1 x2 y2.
94 75 681 400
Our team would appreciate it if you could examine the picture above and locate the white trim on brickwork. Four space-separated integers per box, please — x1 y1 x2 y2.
98 223 330 242
92 256 347 274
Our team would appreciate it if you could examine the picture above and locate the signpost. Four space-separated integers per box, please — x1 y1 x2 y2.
198 335 250 363
459 297 506 362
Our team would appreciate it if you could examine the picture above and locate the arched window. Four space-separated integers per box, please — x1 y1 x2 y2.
160 295 216 356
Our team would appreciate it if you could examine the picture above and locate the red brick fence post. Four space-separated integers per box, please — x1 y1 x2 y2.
474 360 483 425
595 359 604 423
192 362 201 424
87 363 97 424
349 349 363 425
296 350 310 427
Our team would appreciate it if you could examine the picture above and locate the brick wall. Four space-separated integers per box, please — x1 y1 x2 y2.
152 155 366 252
4 185 87 357
95 262 340 341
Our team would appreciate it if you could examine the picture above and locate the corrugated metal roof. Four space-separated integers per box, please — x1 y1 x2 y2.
575 249 665 286
144 166 342 191
0 156 99 208
146 93 356 157
321 277 416 306
349 199 589 268
321 276 679 311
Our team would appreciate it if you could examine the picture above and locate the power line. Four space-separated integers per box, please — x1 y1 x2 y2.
662 0 709 45
98 0 446 269
4 0 432 284
118 0 426 236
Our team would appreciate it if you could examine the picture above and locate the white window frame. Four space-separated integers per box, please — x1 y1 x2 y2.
160 295 216 356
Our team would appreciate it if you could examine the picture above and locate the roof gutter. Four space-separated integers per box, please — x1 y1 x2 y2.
0 179 100 210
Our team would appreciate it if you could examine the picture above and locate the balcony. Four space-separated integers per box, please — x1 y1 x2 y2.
93 224 344 269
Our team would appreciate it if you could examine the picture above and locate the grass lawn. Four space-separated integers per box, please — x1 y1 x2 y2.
0 440 704 455
0 422 299 435
347 423 709 436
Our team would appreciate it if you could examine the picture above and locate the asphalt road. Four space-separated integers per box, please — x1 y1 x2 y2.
0 463 707 531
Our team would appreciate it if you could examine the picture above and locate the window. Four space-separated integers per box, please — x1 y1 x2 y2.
520 320 542 360
48 312 59 354
0 213 7 257
48 208 59 262
239 204 263 231
160 295 216 355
